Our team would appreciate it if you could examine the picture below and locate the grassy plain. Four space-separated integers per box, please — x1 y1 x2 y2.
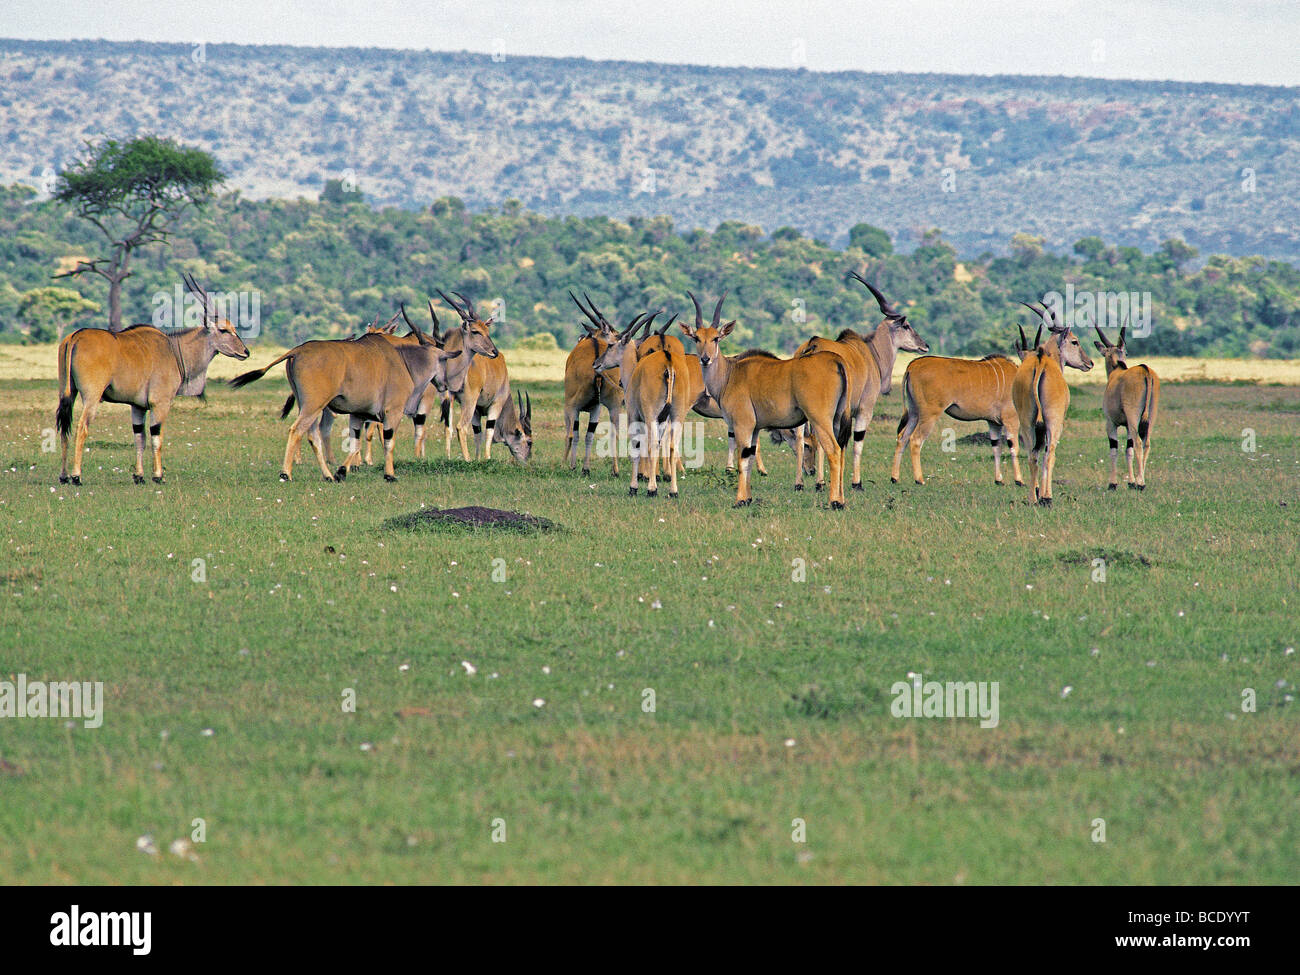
0 354 1296 883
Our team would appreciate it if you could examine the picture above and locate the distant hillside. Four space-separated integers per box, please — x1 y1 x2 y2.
1 38 1298 259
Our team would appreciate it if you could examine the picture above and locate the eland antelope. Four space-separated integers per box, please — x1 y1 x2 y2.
564 291 624 476
56 273 250 485
682 293 852 509
435 291 517 461
792 274 929 491
1094 325 1160 490
228 314 463 482
1011 303 1094 505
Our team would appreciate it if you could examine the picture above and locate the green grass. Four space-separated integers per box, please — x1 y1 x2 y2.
1 373 1297 883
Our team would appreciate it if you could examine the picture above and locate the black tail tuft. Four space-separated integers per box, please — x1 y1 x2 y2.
1033 421 1047 453
834 361 852 449
1138 419 1149 440
896 413 908 435
439 398 451 426
55 396 73 437
228 367 267 389
280 394 296 419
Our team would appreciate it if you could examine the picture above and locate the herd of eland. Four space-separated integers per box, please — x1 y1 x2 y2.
52 272 1160 506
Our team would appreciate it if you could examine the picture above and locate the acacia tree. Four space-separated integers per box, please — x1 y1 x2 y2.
53 136 225 330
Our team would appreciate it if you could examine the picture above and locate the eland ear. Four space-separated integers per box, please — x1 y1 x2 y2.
1118 326 1127 348
720 320 736 337
1094 341 1105 353
679 322 695 338
441 349 463 361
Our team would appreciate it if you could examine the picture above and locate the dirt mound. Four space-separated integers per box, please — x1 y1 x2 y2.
382 506 560 533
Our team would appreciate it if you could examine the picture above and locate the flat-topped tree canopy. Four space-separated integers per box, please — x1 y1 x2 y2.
53 135 226 331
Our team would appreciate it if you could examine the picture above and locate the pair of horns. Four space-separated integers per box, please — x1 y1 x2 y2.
516 389 532 422
1094 324 1127 348
434 288 482 323
181 272 216 321
686 291 727 328
847 271 903 318
570 290 614 333
1019 299 1070 333
1017 322 1044 350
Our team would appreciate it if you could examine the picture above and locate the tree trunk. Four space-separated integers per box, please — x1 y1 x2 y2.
108 274 123 331
106 245 130 331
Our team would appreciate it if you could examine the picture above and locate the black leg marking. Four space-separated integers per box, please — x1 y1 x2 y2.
414 413 426 425
383 429 394 442
149 423 161 437
740 445 756 459
132 423 145 434
1108 438 1119 450
485 419 496 430
853 430 866 442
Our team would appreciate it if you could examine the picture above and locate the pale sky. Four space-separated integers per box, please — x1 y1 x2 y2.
3 0 1296 87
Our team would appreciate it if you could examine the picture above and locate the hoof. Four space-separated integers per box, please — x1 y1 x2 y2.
581 468 590 477
1136 484 1146 492
646 488 658 497
1037 497 1053 507
669 491 678 499
628 486 638 497
279 472 290 482
384 474 397 483
639 473 648 482
890 476 898 484
1127 482 1138 491
757 469 768 477
831 501 845 511
994 479 1004 486
152 476 164 484
58 474 69 484
132 474 145 485
734 499 753 508
335 466 348 481
852 482 864 492
794 483 804 492
1108 484 1117 491
814 483 824 492
70 475 82 486
1014 480 1025 487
